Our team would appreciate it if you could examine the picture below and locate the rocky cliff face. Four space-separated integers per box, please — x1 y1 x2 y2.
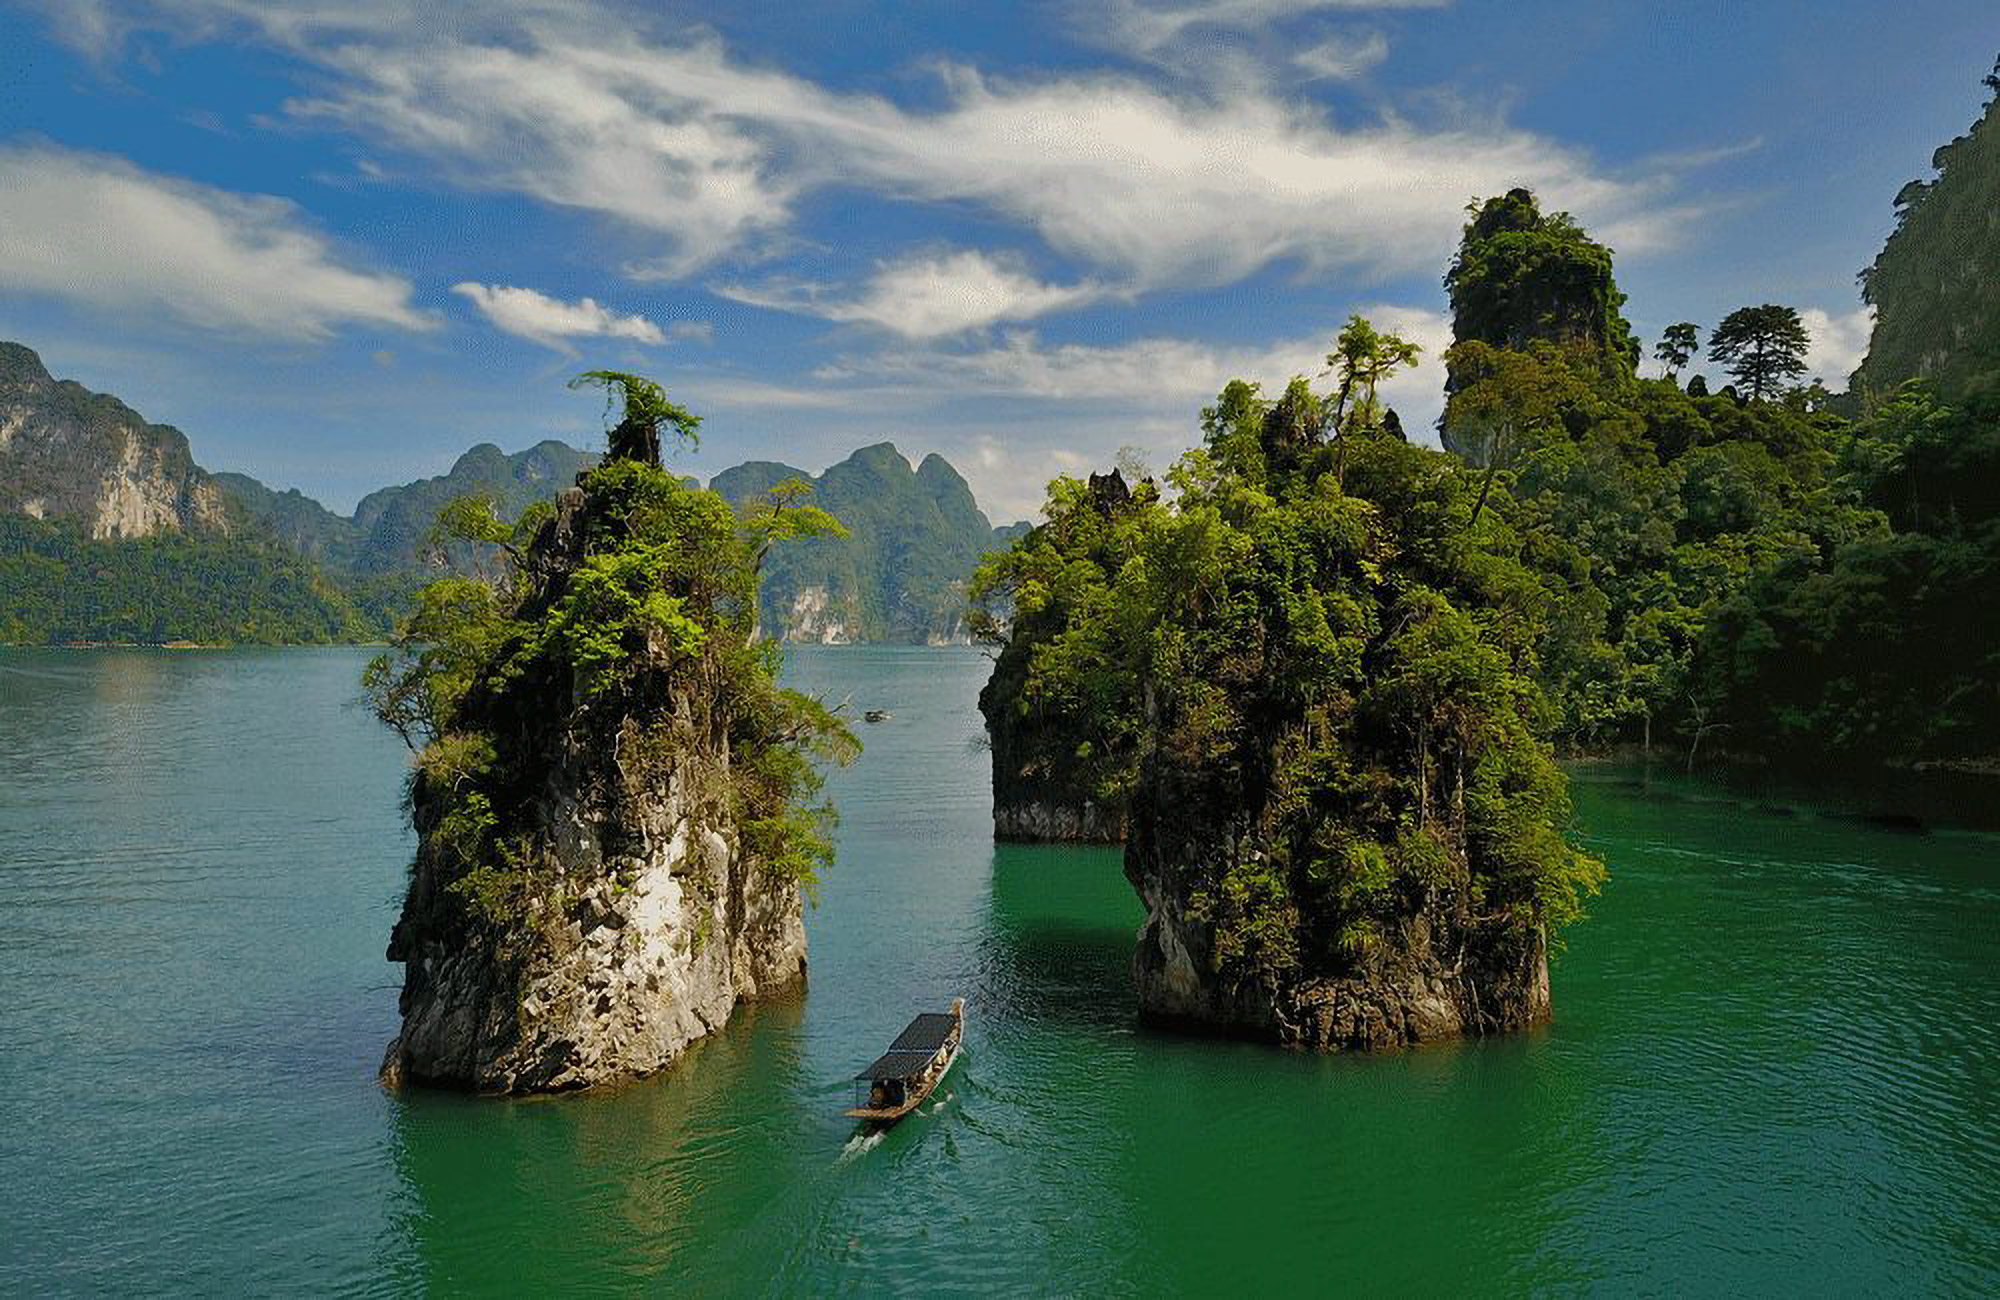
0 342 230 539
383 717 807 1092
1854 65 2000 401
979 639 1127 843
381 482 811 1093
1124 790 1549 1048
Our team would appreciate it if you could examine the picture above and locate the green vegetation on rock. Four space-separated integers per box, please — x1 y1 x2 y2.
367 377 855 934
1444 187 1639 379
977 320 1603 1044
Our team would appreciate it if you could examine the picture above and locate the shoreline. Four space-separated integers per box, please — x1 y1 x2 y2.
1565 751 2000 834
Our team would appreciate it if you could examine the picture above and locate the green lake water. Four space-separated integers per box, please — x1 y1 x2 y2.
2 646 1997 1294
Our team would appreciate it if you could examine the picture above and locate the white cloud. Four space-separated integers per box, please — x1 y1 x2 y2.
303 36 1669 294
819 304 1450 419
1800 306 1874 388
712 304 1454 517
290 37 798 279
451 282 699 353
0 143 427 340
84 4 1673 296
718 250 1107 338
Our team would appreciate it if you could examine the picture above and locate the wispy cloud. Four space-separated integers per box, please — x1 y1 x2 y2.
308 36 1670 292
1294 30 1391 80
67 3 1676 299
452 282 702 354
718 250 1108 338
0 142 428 340
815 304 1451 417
1083 0 1446 64
710 303 1455 517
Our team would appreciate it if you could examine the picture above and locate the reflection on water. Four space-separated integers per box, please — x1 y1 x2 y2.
977 841 1136 1033
2 647 1997 1293
386 995 818 1292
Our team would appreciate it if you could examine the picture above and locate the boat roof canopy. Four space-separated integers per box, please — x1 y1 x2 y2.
854 1011 957 1080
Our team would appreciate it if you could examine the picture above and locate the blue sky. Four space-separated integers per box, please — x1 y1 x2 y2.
1 0 1994 519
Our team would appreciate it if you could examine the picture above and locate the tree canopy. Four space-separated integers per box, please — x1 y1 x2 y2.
1654 323 1700 379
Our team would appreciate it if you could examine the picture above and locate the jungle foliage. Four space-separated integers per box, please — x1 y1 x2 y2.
979 117 2000 933
1695 382 2000 766
1433 171 1998 771
975 325 1605 970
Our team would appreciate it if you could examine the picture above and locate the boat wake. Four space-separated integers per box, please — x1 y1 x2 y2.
837 1129 886 1164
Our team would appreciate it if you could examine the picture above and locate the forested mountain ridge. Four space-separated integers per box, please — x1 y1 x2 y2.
0 342 367 643
214 440 597 578
0 340 1024 644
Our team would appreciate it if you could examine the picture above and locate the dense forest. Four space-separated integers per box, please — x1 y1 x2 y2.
0 515 371 644
1698 67 2000 772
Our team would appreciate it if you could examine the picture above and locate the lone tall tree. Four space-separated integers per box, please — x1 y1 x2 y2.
1654 322 1700 380
568 370 702 466
1326 313 1424 433
1708 306 1811 402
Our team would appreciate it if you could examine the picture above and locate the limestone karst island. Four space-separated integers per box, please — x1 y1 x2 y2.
4 5 1998 1294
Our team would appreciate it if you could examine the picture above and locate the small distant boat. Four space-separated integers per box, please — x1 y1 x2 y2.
863 709 892 724
846 998 963 1124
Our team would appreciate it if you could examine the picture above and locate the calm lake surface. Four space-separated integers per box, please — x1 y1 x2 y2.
2 646 1997 1294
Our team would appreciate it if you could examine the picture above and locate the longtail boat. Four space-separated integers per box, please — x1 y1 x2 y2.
846 998 964 1124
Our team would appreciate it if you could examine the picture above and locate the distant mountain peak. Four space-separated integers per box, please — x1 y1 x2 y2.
1 335 1018 646
0 339 228 540
710 440 1008 645
0 341 53 386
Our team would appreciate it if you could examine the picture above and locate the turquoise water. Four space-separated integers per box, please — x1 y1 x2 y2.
2 646 1997 1293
